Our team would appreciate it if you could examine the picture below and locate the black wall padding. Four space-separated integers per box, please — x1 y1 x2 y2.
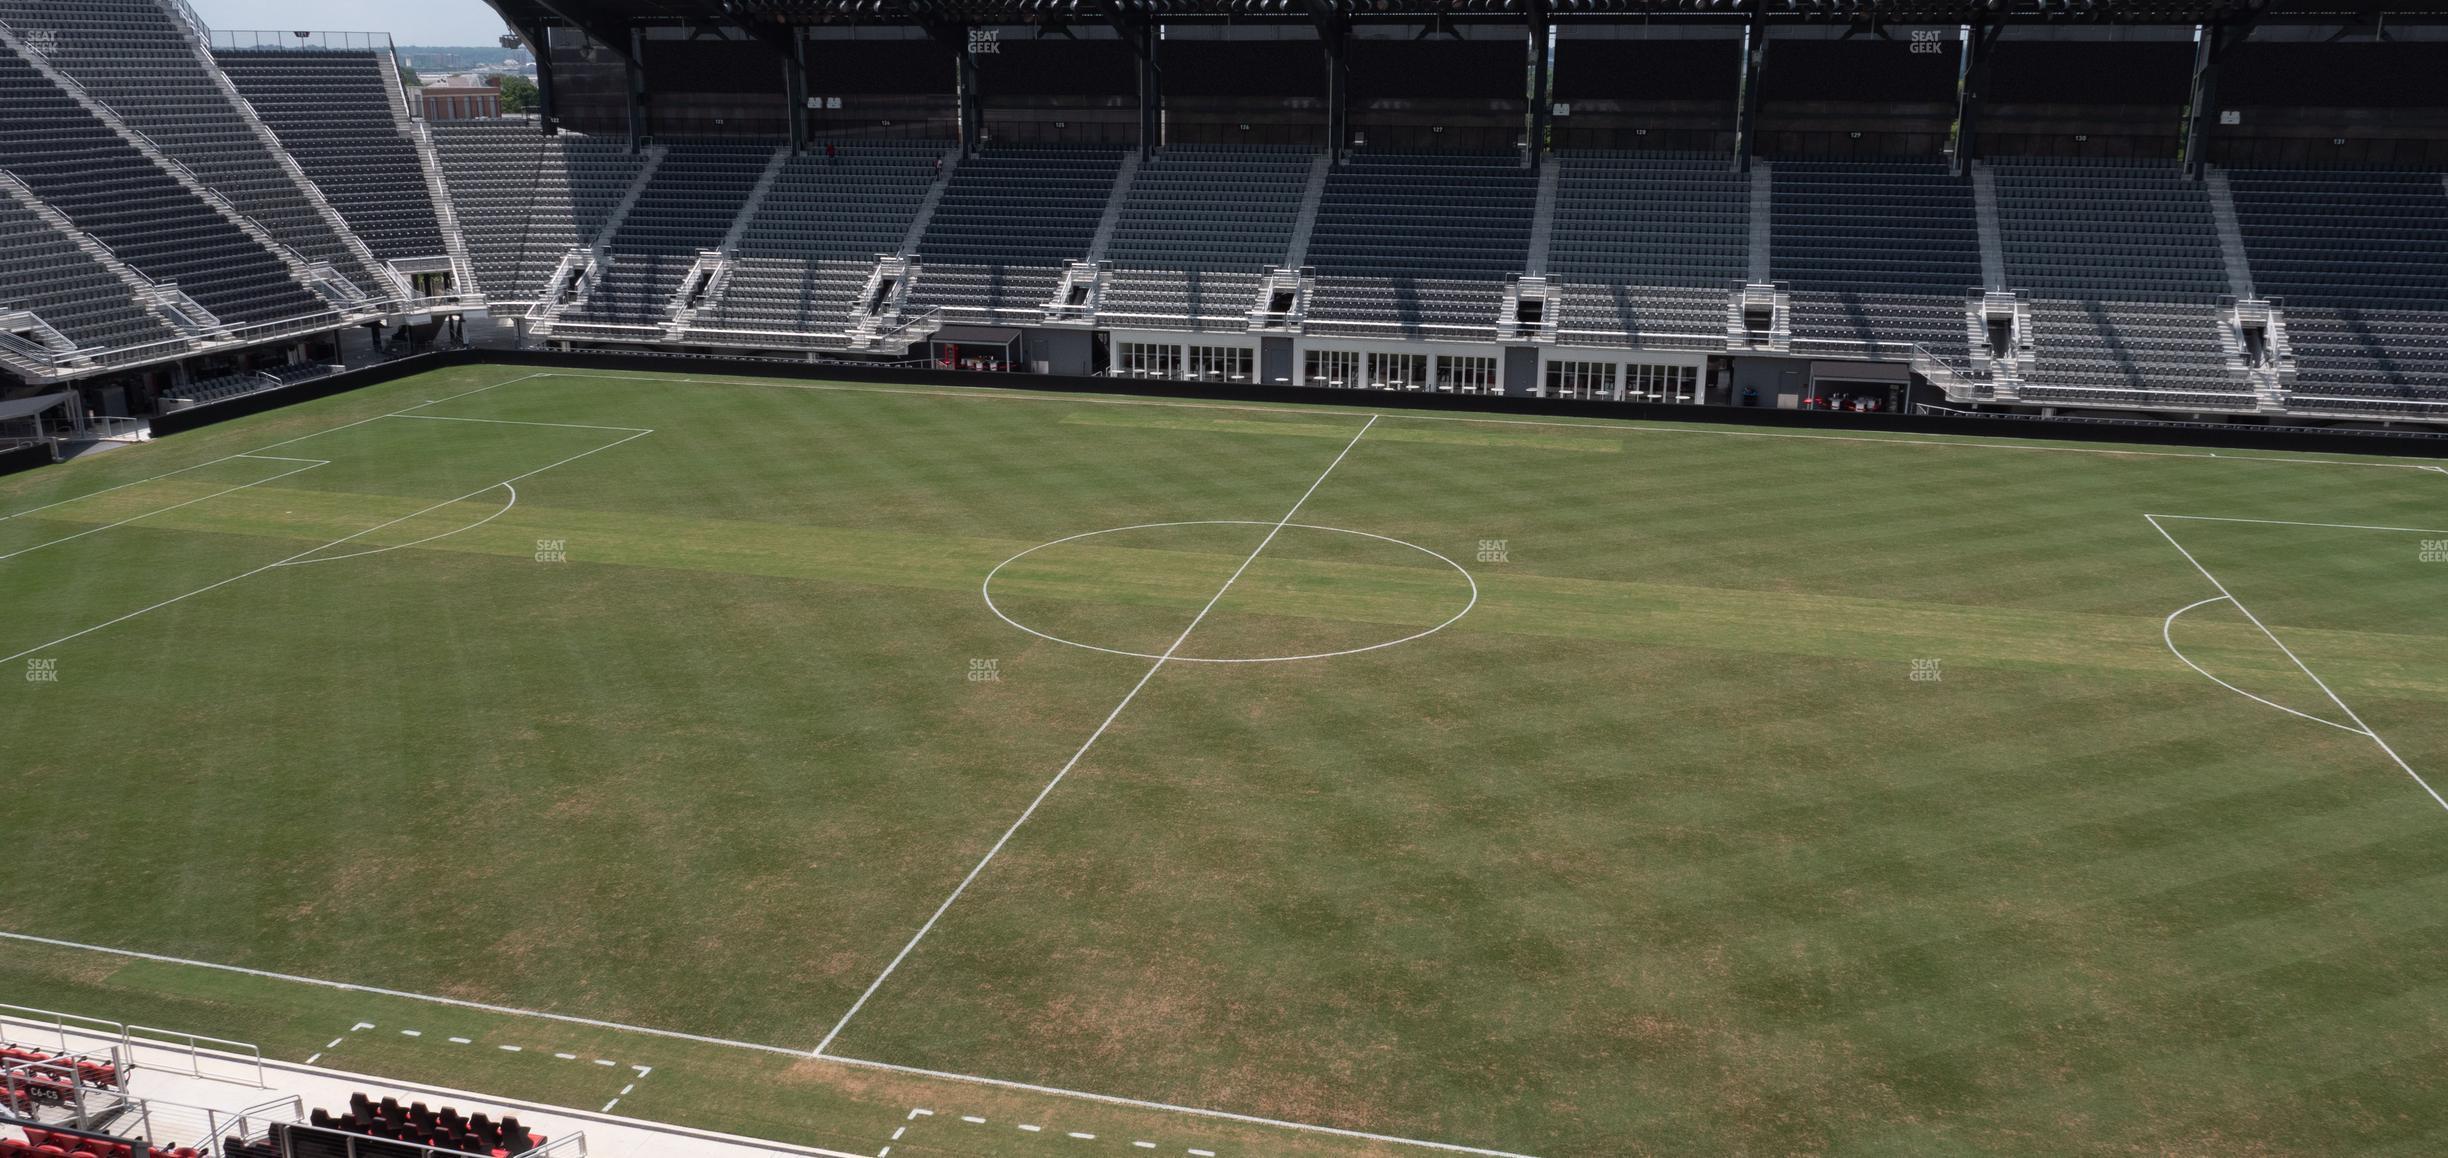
2224 43 2448 109
1761 38 1961 104
804 40 954 96
142 348 2447 463
976 38 1137 97
1989 41 2195 105
1163 40 1324 99
1349 39 1527 101
647 38 784 95
1554 38 1740 102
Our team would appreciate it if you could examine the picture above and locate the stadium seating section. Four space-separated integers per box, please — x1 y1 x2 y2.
429 122 641 302
218 1094 545 1158
0 193 182 356
0 1 2443 423
4 1130 198 1158
0 1042 124 1116
1 0 383 288
215 48 448 265
562 140 775 327
2229 169 2448 414
0 46 329 327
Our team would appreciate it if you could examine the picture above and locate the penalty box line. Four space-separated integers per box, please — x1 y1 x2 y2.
2145 513 2448 814
810 413 1383 1057
0 371 559 526
0 458 330 563
0 929 1540 1158
0 421 652 668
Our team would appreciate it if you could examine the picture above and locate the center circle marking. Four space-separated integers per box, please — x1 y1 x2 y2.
981 520 1479 664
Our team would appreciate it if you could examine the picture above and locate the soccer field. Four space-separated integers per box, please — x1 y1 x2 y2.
4 365 2447 1156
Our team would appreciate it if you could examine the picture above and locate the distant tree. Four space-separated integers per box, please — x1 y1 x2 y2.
398 63 422 87
494 75 539 114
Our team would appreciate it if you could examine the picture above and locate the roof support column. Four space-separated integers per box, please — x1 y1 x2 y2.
626 25 648 149
1101 1 1162 158
1734 6 1767 172
1306 0 1350 158
2183 21 2235 178
1527 0 1551 160
1953 17 2001 176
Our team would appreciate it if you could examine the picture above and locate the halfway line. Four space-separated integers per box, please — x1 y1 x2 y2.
809 414 1381 1057
2145 514 2448 813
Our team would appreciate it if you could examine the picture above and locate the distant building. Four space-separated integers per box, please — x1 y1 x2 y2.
416 74 501 121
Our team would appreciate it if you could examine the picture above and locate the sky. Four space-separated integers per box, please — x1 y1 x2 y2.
189 0 512 47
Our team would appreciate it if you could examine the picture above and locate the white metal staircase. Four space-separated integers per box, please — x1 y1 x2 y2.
529 145 663 334
1501 276 1559 343
525 248 602 332
1044 260 1111 323
1247 267 1314 333
1726 282 1789 353
663 250 734 340
0 310 91 379
2227 297 2296 413
849 255 929 350
1966 291 2032 380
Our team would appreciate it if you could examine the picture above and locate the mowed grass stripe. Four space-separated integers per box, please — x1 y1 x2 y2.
40 483 2434 684
7 365 2448 1158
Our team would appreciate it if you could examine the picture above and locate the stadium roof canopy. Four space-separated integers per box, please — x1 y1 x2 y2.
482 0 2446 30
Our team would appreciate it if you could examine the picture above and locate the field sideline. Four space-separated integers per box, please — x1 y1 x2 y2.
4 365 2446 1156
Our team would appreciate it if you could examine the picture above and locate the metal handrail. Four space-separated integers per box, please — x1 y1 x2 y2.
208 30 397 52
157 0 214 42
869 305 943 344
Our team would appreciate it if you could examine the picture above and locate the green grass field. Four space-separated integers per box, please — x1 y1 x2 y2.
4 365 2447 1157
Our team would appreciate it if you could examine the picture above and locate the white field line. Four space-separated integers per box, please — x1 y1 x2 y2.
0 428 650 667
530 370 2448 474
232 371 555 457
0 459 328 562
980 520 1478 664
276 482 519 568
0 372 551 525
2146 514 2448 813
822 1053 1536 1158
2160 596 2366 733
0 929 1541 1158
0 930 809 1055
388 413 654 434
0 458 236 523
2150 513 2448 536
810 414 1382 1058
